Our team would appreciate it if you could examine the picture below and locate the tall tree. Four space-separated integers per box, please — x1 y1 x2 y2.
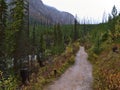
115 15 120 40
112 5 117 18
73 17 79 41
31 22 36 54
0 0 7 56
108 5 118 41
53 23 64 54
10 0 29 70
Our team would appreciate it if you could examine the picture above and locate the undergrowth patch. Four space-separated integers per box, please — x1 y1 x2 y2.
88 43 120 90
23 41 80 90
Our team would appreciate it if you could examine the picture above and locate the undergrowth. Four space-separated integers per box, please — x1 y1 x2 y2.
88 42 120 90
23 41 80 90
0 71 18 90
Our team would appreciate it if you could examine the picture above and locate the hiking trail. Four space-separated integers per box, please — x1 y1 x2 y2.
44 46 93 90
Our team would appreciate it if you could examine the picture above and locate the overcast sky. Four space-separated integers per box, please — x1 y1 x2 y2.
43 0 120 23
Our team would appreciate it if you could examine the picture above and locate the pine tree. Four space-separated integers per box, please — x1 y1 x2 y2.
53 24 58 46
32 23 36 46
112 5 117 18
10 0 29 70
57 23 64 52
108 5 118 41
115 15 120 40
0 0 7 56
73 18 78 41
53 23 64 54
31 22 36 54
39 34 45 53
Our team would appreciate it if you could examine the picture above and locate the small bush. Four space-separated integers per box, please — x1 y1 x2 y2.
89 44 120 90
0 71 18 90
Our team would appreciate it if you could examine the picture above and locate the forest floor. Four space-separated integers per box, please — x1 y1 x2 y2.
43 47 93 90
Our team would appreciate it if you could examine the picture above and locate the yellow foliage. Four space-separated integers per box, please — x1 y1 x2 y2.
65 46 73 54
93 53 98 58
89 43 120 90
23 41 80 90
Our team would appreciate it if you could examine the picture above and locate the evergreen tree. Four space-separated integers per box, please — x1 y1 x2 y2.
112 5 117 17
57 24 64 51
108 5 118 41
53 23 64 53
0 0 7 56
53 24 58 46
39 34 45 53
115 15 120 40
56 24 62 46
73 18 78 41
32 23 36 46
10 0 29 69
30 22 37 54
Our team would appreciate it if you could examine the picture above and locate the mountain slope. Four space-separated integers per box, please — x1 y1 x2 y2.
29 0 74 24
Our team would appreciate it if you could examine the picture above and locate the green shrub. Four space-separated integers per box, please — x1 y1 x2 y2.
0 71 18 90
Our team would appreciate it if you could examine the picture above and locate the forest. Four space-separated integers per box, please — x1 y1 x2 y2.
0 0 120 90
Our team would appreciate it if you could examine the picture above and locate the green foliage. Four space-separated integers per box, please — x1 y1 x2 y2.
101 32 108 42
89 45 120 90
86 7 120 89
108 15 120 43
29 24 77 56
0 0 30 89
115 16 120 42
0 71 18 90
4 24 16 56
112 5 117 17
9 0 30 70
0 0 81 89
107 6 120 43
23 42 80 90
73 18 79 41
0 0 7 56
53 24 64 54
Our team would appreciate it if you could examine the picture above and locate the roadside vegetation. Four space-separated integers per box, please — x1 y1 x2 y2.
0 0 120 89
87 5 120 90
25 41 80 90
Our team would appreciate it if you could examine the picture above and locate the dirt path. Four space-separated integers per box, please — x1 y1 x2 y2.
44 46 93 90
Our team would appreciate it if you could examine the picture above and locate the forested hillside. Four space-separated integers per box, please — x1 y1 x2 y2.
0 0 78 89
29 0 74 25
0 0 120 90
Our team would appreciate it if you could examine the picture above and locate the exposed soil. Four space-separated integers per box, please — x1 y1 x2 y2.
43 47 93 90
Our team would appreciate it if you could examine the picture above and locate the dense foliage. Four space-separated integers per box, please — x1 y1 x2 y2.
0 0 80 89
87 6 120 90
0 0 120 89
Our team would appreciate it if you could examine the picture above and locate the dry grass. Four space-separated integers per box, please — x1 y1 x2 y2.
88 43 120 90
21 41 80 90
